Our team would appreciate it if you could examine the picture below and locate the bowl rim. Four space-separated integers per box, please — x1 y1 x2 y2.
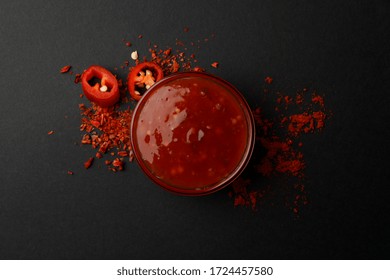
130 71 255 196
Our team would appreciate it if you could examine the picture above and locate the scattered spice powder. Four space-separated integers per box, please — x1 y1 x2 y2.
228 78 328 214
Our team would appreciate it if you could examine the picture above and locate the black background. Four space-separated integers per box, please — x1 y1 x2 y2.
0 0 389 259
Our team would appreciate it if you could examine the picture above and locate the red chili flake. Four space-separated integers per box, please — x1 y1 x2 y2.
193 66 205 72
150 50 157 60
84 157 94 169
112 158 122 166
138 34 143 39
265 76 273 84
99 142 109 154
117 151 128 157
60 65 71 73
47 130 54 135
171 59 180 73
211 62 219 68
89 120 100 128
183 27 189 32
81 134 91 144
112 158 124 171
125 41 132 47
74 74 82 84
67 170 74 175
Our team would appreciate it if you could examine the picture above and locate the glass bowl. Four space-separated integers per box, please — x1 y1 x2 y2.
131 72 255 196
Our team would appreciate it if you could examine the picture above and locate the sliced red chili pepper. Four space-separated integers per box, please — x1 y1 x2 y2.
81 65 120 107
84 157 94 169
127 62 164 101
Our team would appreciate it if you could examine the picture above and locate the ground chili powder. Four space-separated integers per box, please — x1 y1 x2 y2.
229 84 328 214
61 30 328 215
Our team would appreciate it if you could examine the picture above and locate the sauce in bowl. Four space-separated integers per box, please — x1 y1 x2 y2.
131 72 255 195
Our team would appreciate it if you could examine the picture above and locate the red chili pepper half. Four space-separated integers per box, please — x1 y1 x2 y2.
127 62 164 101
81 65 120 107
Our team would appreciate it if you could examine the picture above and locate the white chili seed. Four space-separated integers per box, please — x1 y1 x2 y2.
198 129 205 141
100 85 108 92
131 51 138 60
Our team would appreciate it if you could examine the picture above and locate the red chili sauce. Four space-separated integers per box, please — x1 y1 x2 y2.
132 73 253 193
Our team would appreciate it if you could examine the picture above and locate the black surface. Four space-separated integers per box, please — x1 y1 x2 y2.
1 0 389 259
